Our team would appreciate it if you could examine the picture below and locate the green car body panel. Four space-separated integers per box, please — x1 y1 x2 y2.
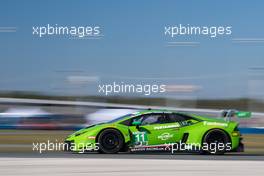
65 110 242 153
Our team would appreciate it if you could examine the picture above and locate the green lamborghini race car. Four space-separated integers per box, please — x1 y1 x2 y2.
64 109 244 154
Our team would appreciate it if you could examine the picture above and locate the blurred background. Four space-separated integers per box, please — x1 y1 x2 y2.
0 0 264 154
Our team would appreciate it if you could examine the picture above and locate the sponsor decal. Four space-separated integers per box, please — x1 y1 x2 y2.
203 121 228 127
130 144 171 152
158 133 174 140
154 124 179 130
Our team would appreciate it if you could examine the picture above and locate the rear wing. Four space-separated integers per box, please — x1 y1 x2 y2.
221 109 251 122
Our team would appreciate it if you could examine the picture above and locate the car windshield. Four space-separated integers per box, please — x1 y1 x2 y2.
108 113 132 123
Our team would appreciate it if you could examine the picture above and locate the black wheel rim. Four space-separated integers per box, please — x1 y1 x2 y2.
101 132 119 150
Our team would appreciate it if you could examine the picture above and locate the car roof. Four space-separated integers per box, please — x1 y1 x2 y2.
132 109 174 116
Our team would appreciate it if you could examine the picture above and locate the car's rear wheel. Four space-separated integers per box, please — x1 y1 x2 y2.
97 129 124 154
202 129 230 155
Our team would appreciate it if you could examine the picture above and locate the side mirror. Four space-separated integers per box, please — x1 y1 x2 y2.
132 121 141 126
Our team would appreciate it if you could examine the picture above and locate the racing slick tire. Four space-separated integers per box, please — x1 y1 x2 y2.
97 129 124 154
201 129 230 155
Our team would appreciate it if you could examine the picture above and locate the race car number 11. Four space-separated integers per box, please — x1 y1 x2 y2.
133 132 148 146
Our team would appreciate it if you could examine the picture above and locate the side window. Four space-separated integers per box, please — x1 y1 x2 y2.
122 113 174 126
131 116 144 125
120 115 144 126
120 118 132 126
167 113 193 122
135 113 171 126
141 114 160 125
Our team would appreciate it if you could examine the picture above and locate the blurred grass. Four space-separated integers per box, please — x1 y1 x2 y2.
0 130 71 153
0 130 263 154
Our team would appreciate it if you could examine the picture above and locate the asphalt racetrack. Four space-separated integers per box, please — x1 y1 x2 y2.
0 153 264 176
0 154 264 176
0 130 263 175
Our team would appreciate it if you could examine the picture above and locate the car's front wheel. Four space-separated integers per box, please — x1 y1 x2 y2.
97 129 124 154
